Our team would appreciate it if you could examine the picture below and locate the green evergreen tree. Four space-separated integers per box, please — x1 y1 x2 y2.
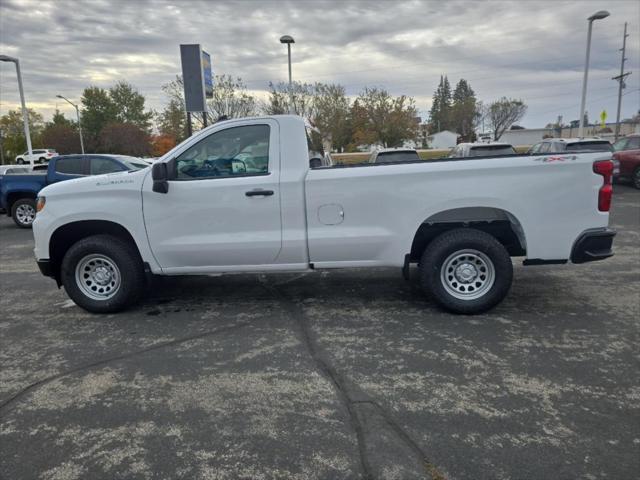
428 75 452 133
451 79 477 142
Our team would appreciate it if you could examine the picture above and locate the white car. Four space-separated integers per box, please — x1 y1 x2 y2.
449 143 516 158
0 165 32 175
369 148 420 163
33 115 615 314
16 149 58 164
528 138 613 154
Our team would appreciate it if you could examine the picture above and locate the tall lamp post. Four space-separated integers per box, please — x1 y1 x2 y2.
280 35 295 113
0 55 33 167
56 95 85 154
578 10 610 138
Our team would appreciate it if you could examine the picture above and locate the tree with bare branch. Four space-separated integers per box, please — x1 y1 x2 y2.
486 97 527 140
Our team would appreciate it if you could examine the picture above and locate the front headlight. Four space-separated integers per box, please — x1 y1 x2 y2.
36 196 46 213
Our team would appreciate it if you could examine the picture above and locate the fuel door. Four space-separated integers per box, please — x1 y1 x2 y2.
318 203 344 225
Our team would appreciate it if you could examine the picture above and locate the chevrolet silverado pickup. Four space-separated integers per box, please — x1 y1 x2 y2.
32 115 616 314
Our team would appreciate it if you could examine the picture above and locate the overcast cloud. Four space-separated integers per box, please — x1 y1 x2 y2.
1 0 638 128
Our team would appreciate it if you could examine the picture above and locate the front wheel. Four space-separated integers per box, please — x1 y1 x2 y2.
11 198 36 228
16 158 25 164
419 228 513 314
61 234 145 313
633 167 640 190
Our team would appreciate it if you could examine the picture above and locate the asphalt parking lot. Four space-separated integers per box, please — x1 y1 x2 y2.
0 185 638 480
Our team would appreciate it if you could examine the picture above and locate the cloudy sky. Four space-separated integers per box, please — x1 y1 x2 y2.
1 0 638 128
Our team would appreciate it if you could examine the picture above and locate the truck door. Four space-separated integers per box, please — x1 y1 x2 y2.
142 120 282 271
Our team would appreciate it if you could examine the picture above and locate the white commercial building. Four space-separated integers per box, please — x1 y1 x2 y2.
500 128 553 146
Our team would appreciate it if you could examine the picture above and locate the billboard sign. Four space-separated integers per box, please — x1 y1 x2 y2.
180 44 214 112
202 50 213 99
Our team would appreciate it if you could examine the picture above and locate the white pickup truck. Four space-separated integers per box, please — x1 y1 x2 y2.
32 115 616 314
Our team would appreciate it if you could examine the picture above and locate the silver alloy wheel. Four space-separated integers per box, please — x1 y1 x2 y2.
15 203 36 226
75 254 121 301
440 249 495 300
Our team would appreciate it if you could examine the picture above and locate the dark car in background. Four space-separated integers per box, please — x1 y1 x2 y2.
0 154 149 228
612 134 640 189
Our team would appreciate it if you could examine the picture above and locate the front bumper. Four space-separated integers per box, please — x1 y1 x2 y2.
571 228 616 264
37 259 54 278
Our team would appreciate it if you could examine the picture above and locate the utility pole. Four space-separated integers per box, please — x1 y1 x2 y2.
612 22 631 141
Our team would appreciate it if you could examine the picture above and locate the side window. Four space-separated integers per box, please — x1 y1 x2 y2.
55 157 85 175
529 143 541 154
627 137 640 150
91 157 125 175
539 143 551 153
175 125 270 180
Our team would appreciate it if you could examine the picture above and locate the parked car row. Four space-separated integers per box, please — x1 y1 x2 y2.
0 154 150 228
365 134 639 190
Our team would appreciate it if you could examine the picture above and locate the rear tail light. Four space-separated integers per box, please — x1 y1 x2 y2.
593 160 613 212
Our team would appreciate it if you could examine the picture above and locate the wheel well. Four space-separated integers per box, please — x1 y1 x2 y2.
6 192 37 215
49 220 141 282
409 207 526 262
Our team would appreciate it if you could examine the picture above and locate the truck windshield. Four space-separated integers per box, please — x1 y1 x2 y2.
111 155 150 170
469 145 516 156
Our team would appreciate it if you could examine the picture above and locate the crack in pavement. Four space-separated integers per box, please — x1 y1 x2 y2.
0 321 251 414
262 279 445 480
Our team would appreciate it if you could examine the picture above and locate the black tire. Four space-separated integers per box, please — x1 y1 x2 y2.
38 157 46 163
633 167 640 190
419 228 513 314
16 158 24 164
61 234 145 313
10 198 36 228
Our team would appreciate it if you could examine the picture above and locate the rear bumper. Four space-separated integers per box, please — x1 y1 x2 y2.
571 228 616 264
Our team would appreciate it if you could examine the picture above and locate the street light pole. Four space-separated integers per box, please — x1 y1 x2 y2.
0 55 33 167
279 35 295 114
56 95 85 154
578 10 610 138
612 22 630 141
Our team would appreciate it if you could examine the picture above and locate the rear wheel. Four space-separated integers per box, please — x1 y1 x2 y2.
61 234 145 313
38 157 46 163
11 198 36 228
633 167 640 189
419 228 513 314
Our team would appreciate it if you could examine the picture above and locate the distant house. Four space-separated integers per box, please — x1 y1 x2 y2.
427 130 460 149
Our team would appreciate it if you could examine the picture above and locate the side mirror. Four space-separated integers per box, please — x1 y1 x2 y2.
231 159 247 174
152 162 169 194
